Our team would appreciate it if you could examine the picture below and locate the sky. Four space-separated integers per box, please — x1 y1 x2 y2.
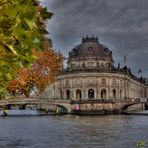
43 0 148 77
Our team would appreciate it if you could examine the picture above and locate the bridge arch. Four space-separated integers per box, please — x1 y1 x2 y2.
121 102 141 113
56 104 68 113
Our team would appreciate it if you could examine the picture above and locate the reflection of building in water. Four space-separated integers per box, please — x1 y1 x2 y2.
43 36 148 100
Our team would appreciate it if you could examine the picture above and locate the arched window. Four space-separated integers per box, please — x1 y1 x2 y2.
60 90 63 99
120 90 122 98
112 89 116 99
76 89 82 100
66 90 70 100
101 89 106 99
88 89 94 99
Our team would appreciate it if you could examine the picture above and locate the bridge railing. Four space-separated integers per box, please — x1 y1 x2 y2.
115 98 140 103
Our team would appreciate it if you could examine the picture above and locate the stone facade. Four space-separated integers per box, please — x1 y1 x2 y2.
42 36 148 101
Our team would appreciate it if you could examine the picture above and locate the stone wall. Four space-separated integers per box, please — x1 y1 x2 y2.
70 102 144 114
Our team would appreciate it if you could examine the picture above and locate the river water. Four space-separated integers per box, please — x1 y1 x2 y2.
0 111 148 148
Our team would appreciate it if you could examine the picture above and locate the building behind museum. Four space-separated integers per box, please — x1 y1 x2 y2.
43 36 148 101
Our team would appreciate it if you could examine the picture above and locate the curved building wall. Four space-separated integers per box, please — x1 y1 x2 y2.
43 72 146 100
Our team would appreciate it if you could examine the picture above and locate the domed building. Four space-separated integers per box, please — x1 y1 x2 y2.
43 36 148 101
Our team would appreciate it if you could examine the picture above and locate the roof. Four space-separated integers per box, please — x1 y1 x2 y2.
69 36 113 62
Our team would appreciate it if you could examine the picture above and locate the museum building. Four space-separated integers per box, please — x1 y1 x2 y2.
43 36 148 100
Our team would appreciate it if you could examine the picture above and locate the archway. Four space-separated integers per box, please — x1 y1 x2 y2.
60 90 63 99
112 89 116 99
101 89 106 99
76 89 82 100
88 89 94 99
66 90 70 100
120 90 122 99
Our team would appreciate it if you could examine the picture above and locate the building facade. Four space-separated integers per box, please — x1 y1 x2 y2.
43 36 148 101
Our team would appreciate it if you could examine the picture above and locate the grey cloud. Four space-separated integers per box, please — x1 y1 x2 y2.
45 0 148 77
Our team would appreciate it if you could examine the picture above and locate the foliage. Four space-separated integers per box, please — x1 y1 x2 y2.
7 49 64 97
0 0 53 98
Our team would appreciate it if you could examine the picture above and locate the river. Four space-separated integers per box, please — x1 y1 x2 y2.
0 110 148 148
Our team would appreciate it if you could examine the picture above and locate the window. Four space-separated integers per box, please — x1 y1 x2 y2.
120 80 122 86
88 89 94 99
88 47 93 52
101 79 106 85
88 79 94 84
76 80 81 85
112 79 116 85
120 90 122 98
112 89 116 99
66 80 70 86
101 64 104 68
101 89 106 99
76 89 82 100
60 90 63 99
104 63 109 68
66 90 70 100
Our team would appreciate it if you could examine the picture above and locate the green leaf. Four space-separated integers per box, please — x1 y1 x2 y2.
40 7 54 20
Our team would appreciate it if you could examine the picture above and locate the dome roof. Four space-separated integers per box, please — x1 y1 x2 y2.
69 36 113 62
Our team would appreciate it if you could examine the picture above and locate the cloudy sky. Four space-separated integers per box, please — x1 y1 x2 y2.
44 0 148 77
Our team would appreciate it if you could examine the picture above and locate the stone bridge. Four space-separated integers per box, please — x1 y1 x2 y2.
0 99 72 114
120 100 147 113
0 98 147 114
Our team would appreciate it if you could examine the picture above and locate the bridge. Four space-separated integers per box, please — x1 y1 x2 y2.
0 98 147 115
0 98 70 114
120 99 148 114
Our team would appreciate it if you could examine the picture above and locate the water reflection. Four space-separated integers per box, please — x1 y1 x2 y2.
0 112 148 148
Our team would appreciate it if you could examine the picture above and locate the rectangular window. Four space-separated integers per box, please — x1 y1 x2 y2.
101 79 106 85
112 79 116 85
66 80 70 86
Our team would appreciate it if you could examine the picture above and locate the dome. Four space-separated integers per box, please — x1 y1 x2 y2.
69 36 114 62
67 36 114 70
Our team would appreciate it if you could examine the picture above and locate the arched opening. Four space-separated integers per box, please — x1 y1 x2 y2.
101 89 106 99
112 89 116 99
76 89 82 100
88 89 94 99
120 90 122 99
60 90 62 99
66 90 70 100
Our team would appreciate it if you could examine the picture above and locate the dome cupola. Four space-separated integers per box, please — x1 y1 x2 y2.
67 36 114 70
